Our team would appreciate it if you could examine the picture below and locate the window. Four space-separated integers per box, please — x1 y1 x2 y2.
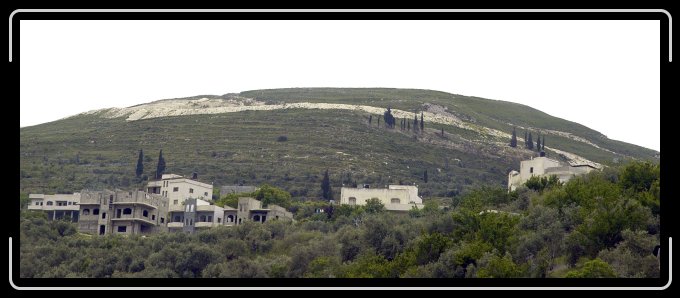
217 218 221 223
190 205 194 212
173 187 179 192
189 188 194 194
40 202 43 206
208 216 212 222
160 217 165 223
142 210 149 217
152 215 156 220
109 195 113 205
174 216 181 222
253 215 260 222
93 208 99 215
348 197 356 206
35 202 40 206
102 212 106 219
173 200 178 205
185 218 189 225
83 209 90 215
200 215 206 222
190 219 193 225
391 198 400 204
530 167 534 174
68 202 72 205
204 192 208 197
46 201 53 206
186 205 190 212
123 208 132 215
117 226 127 233
227 215 234 222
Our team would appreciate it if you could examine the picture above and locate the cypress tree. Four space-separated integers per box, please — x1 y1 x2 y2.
423 169 428 183
413 113 419 132
135 149 144 178
542 137 546 151
536 136 541 152
369 115 372 125
510 128 517 148
528 133 534 150
156 149 166 179
441 127 444 137
321 169 332 200
420 112 424 131
524 131 528 148
377 117 380 127
407 121 410 131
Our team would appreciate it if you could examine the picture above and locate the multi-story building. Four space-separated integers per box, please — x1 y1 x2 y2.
146 173 213 207
27 193 81 222
27 174 294 235
76 189 168 235
339 185 424 211
507 156 599 191
167 198 225 233
236 197 294 225
77 189 115 235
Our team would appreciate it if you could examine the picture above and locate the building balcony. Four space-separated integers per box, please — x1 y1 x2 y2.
27 205 43 210
168 204 184 212
167 222 184 228
195 222 216 228
112 201 158 209
111 216 156 226
196 205 218 212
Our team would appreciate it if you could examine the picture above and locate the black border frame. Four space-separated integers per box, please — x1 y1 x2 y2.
11 9 671 289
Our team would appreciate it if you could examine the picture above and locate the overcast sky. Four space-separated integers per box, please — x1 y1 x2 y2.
19 19 660 151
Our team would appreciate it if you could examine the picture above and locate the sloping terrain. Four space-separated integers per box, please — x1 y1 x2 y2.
20 88 659 198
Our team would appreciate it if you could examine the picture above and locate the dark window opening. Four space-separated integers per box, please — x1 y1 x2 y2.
117 226 127 233
123 208 132 215
93 208 99 215
102 212 106 219
142 210 149 217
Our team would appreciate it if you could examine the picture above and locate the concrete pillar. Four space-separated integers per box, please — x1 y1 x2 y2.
52 211 56 220
71 211 74 222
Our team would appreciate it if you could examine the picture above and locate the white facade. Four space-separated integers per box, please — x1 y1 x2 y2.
508 156 597 191
339 185 424 211
146 173 213 211
28 193 81 221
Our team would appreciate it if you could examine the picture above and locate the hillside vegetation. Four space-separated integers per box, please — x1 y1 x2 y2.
20 88 658 199
19 162 660 278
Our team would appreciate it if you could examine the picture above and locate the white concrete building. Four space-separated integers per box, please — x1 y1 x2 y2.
146 173 213 211
339 185 424 211
27 193 81 222
507 156 598 191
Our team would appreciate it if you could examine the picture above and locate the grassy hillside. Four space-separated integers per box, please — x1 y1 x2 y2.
20 109 521 197
240 88 658 162
20 88 658 198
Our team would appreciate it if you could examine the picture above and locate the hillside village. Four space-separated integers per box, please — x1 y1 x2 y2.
28 149 597 237
19 89 660 279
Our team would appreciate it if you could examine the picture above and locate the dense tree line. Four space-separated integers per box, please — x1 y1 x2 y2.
19 162 659 278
